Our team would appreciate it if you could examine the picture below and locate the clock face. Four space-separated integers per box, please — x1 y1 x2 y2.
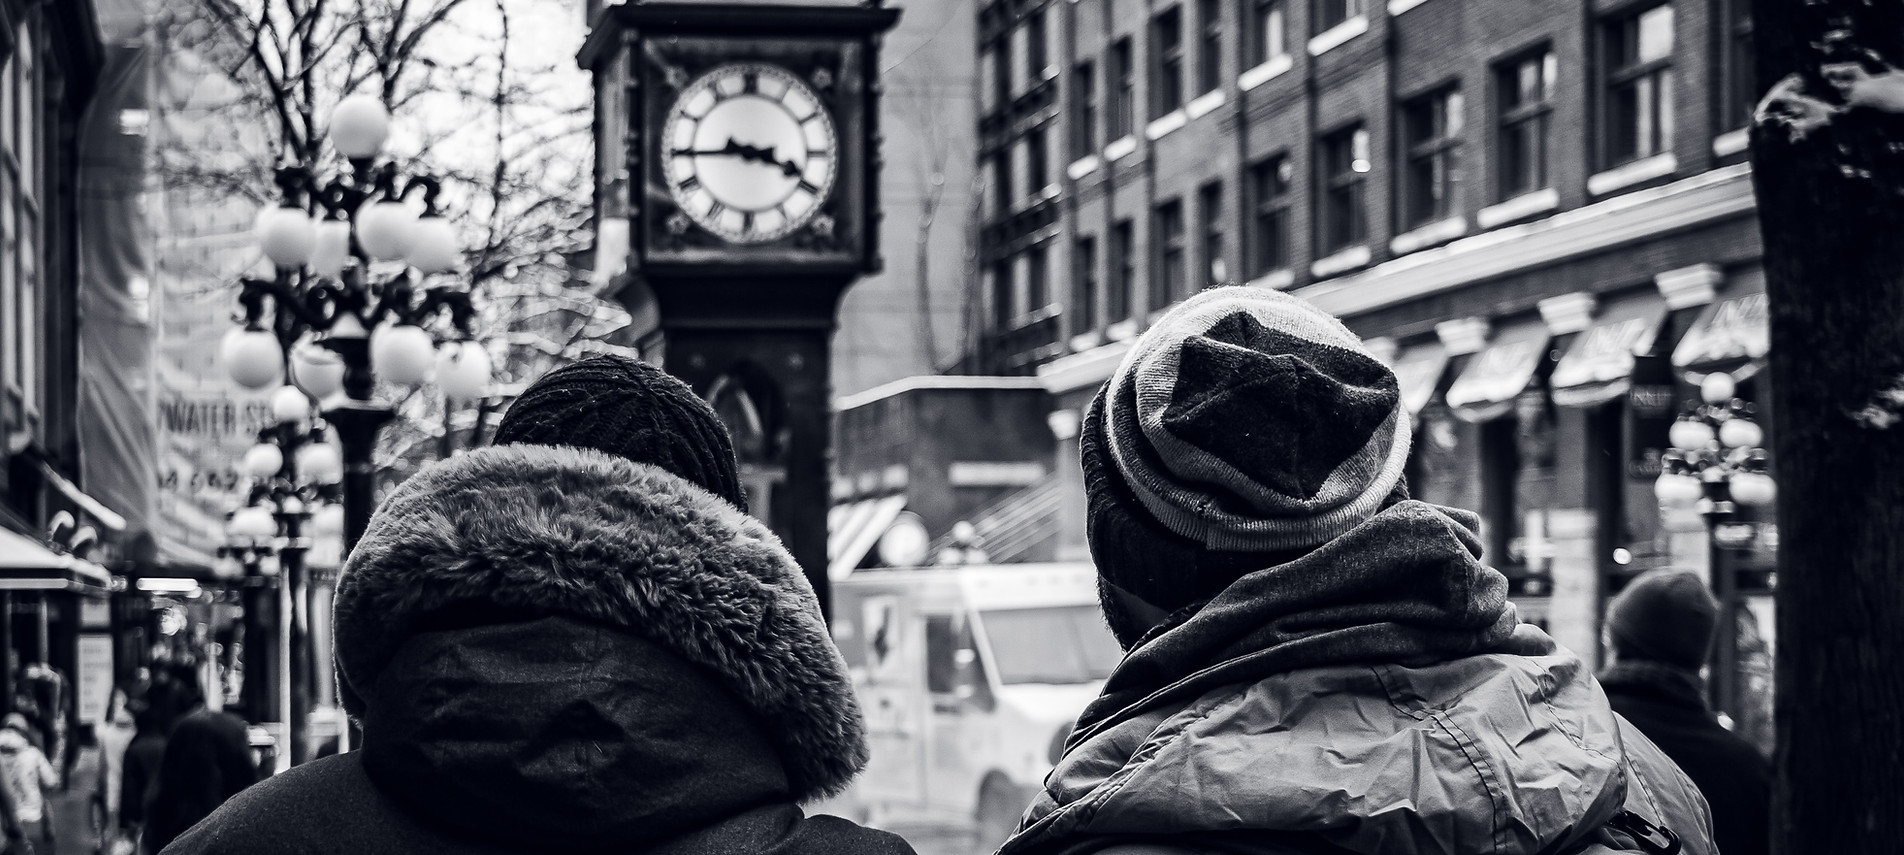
663 62 839 244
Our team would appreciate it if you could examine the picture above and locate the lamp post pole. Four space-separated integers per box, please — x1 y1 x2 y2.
1701 493 1739 719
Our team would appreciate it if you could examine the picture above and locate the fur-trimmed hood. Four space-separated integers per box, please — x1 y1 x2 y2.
333 444 867 804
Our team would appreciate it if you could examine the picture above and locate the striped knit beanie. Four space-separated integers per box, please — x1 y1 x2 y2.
493 354 747 510
1082 287 1411 611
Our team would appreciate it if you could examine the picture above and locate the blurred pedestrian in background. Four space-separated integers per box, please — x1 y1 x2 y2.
93 686 139 855
158 356 912 855
139 702 255 854
1601 569 1771 855
118 665 197 853
0 713 59 852
1000 287 1716 855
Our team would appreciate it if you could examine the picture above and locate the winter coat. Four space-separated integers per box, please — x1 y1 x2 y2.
144 709 258 853
0 726 57 823
1001 500 1717 855
1601 660 1772 855
162 445 914 855
120 729 166 831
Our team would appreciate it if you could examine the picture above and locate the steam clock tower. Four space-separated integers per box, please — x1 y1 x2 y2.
580 2 900 616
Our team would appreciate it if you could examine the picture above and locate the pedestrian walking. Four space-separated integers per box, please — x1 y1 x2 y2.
999 287 1717 855
92 686 138 854
140 705 255 855
0 713 60 852
1600 570 1771 855
159 356 912 855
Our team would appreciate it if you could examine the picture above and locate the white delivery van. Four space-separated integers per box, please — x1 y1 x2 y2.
831 563 1122 850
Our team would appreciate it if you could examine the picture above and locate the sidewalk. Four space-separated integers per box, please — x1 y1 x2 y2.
36 745 108 855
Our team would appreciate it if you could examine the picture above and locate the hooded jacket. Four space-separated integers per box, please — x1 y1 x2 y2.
0 726 55 823
1600 660 1770 855
1001 501 1716 855
163 445 912 855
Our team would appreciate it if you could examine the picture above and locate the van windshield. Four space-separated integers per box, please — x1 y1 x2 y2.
979 605 1124 685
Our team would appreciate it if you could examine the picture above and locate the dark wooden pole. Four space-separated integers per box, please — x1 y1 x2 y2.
1749 4 1904 850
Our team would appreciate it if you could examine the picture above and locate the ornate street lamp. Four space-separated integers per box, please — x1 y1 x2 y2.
223 93 489 557
1653 372 1777 721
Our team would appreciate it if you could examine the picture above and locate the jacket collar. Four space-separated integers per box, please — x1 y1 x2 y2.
1598 659 1711 711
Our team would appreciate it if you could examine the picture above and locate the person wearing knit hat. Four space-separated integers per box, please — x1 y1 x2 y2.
159 368 911 854
1600 570 1772 855
492 353 748 510
1000 286 1718 855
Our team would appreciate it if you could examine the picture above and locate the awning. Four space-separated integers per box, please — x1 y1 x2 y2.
1446 318 1552 422
1389 341 1450 417
1674 270 1768 375
0 528 113 592
829 494 908 580
1551 293 1669 407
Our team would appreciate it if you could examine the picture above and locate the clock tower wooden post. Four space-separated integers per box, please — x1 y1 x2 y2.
580 2 900 619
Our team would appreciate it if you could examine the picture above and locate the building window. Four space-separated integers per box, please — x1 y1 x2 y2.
1027 8 1049 80
1 24 43 430
1026 127 1048 194
1722 0 1753 130
1110 220 1134 321
1198 181 1224 284
1198 0 1222 94
992 259 1017 328
994 149 1014 213
1151 7 1185 119
1603 4 1676 167
1028 244 1049 311
1251 0 1287 67
1074 236 1100 331
1319 126 1370 253
1109 38 1135 139
1496 49 1555 199
1073 61 1098 158
993 35 1012 109
1249 156 1291 276
1401 88 1463 229
1153 199 1185 309
1314 0 1365 34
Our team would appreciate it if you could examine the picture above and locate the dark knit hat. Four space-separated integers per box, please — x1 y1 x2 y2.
1082 287 1411 612
494 354 746 509
1606 569 1718 671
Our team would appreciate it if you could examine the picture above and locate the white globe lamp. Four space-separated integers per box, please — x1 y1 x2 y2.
270 385 311 425
288 341 345 400
311 504 346 538
241 444 284 480
1668 418 1716 452
356 200 418 261
329 95 391 160
310 220 352 278
407 215 460 273
256 206 317 269
436 341 491 400
221 328 284 389
298 441 345 485
1730 471 1778 507
227 506 279 542
1653 472 1704 505
1699 372 1737 406
372 324 436 386
1718 418 1763 450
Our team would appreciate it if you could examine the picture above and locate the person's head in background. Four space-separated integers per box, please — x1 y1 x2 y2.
1603 569 1719 673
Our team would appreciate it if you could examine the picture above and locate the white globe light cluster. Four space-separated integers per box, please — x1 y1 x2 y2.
226 506 279 543
221 328 285 390
1654 369 1776 511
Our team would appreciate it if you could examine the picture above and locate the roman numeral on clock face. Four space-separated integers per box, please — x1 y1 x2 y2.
676 175 700 193
707 200 726 220
797 179 821 196
742 72 758 94
741 211 756 234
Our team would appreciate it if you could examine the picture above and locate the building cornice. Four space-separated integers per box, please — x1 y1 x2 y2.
1294 164 1756 319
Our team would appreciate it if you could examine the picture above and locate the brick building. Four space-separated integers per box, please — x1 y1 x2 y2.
965 0 1772 737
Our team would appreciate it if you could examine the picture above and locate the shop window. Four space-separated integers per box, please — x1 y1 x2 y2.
1602 4 1676 167
1495 48 1555 199
1027 7 1049 79
1027 244 1049 311
1719 0 1753 131
992 259 1016 328
1026 126 1049 193
1151 7 1185 119
1401 87 1463 229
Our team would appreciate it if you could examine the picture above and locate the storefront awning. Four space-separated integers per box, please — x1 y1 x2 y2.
1551 293 1669 407
1674 270 1768 375
829 495 908 580
0 528 112 592
1446 318 1552 422
1390 341 1450 418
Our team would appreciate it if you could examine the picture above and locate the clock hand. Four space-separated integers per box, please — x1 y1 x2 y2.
672 137 747 157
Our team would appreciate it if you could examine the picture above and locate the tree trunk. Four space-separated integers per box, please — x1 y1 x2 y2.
1749 5 1904 851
